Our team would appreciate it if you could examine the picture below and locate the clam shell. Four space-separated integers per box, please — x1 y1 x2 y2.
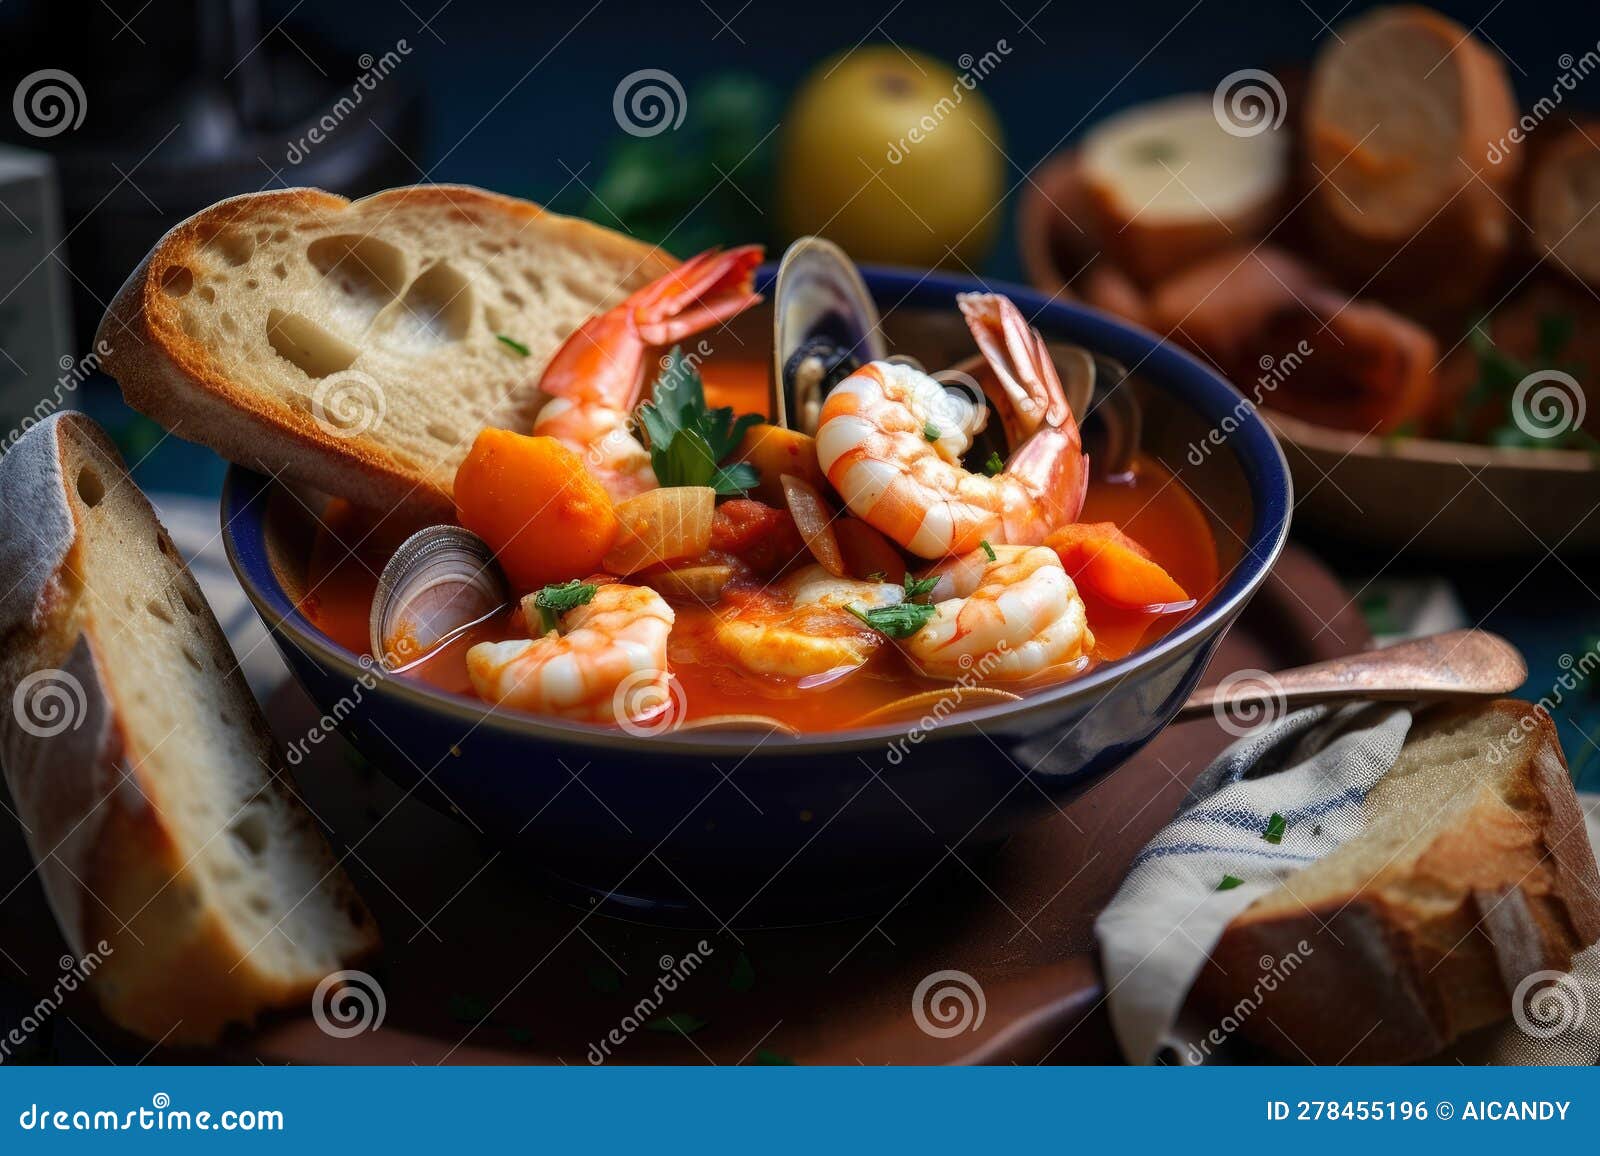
770 236 887 432
369 525 510 670
675 714 800 737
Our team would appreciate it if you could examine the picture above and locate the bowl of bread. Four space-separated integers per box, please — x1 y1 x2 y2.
1019 3 1600 558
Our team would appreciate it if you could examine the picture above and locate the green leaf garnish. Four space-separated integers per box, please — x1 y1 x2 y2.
1217 874 1244 892
902 574 939 602
646 1012 707 1035
923 421 941 442
847 601 938 639
496 334 531 357
729 951 756 993
1263 812 1287 845
979 539 997 562
983 450 1004 476
638 346 764 495
533 580 598 633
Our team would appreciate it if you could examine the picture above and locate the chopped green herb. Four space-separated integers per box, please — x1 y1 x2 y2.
755 1048 795 1065
923 421 941 442
637 346 764 495
979 539 997 562
902 574 940 602
729 951 756 993
533 580 598 633
646 1012 707 1035
1263 812 1287 845
983 450 1004 476
1217 874 1244 892
847 601 938 639
496 334 531 357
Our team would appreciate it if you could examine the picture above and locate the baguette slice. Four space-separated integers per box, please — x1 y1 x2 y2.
0 412 379 1044
1530 122 1600 290
97 185 676 521
1303 6 1519 316
1197 700 1600 1064
1079 94 1288 287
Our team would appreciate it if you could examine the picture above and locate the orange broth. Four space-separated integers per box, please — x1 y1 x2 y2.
299 361 1221 732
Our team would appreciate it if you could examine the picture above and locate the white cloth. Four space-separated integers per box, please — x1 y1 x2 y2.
1097 703 1600 1065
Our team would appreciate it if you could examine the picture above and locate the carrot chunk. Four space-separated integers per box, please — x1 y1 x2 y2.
1046 522 1192 610
453 429 619 591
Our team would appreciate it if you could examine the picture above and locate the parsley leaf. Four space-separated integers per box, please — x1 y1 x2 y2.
847 601 938 639
1217 874 1244 892
496 334 531 357
533 580 597 633
979 539 997 562
902 574 939 602
923 421 941 442
638 346 764 495
1263 812 1287 845
983 450 1004 476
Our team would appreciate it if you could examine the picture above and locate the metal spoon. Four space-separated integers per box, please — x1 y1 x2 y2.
1175 629 1527 722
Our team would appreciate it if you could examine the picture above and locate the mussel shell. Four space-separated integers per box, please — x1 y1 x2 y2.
675 714 801 737
369 525 511 670
851 686 1022 727
770 236 887 433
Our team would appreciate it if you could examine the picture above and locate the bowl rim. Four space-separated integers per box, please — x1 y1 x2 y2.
221 266 1292 756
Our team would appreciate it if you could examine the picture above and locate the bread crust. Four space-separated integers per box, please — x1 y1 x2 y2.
97 185 675 521
1195 700 1600 1063
0 412 378 1044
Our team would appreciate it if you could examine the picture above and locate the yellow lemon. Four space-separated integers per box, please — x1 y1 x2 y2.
779 47 1007 268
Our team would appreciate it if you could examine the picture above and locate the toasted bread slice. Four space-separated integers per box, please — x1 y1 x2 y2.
97 185 675 520
1079 94 1289 287
1303 6 1519 316
1530 122 1600 290
1196 700 1600 1063
0 412 379 1044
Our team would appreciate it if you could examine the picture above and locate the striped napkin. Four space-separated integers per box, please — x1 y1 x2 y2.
1096 703 1600 1065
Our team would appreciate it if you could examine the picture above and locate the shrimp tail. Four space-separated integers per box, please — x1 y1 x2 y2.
632 245 764 346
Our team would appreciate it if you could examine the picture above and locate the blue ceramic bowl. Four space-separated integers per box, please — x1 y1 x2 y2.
222 268 1290 922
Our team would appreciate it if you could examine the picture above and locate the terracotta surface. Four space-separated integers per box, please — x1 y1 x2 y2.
0 546 1368 1065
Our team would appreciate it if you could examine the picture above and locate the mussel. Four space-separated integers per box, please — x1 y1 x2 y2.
768 236 1140 476
369 525 511 671
769 236 888 433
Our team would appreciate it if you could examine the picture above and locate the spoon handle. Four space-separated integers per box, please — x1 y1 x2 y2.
1175 629 1527 722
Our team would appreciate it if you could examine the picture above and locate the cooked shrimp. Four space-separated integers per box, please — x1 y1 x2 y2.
905 544 1093 681
815 292 1088 557
466 584 675 724
531 246 764 499
714 565 903 680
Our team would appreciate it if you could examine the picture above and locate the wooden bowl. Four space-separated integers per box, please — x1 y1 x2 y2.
1018 148 1600 559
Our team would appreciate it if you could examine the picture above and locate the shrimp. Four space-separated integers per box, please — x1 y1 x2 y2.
531 245 764 499
814 292 1088 558
714 565 904 680
904 544 1093 681
466 584 675 724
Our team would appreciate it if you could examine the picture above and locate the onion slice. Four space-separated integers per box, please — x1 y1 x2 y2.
602 487 715 576
780 473 845 577
636 561 735 603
